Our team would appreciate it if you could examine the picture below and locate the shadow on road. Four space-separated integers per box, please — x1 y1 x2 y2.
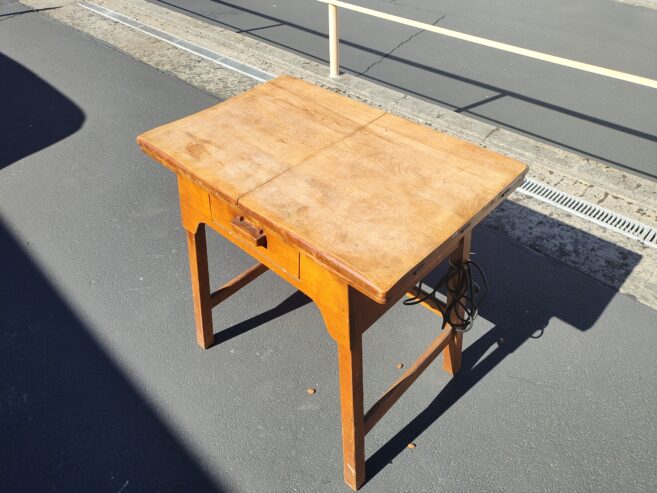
0 53 85 169
0 53 222 492
214 289 311 345
195 203 642 485
364 216 641 482
0 220 226 492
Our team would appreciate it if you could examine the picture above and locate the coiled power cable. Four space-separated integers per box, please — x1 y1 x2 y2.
404 259 488 332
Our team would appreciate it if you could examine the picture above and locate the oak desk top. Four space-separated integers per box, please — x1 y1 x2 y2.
138 76 527 303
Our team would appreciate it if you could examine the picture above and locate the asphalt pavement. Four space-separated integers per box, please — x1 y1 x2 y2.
2 4 657 493
146 0 657 179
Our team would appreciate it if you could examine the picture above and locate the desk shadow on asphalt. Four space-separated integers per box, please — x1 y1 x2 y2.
364 201 642 482
0 53 84 169
198 197 642 486
212 290 311 345
0 221 225 492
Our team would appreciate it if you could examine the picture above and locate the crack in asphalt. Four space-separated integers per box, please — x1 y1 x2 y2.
484 127 500 140
0 5 63 23
359 14 445 76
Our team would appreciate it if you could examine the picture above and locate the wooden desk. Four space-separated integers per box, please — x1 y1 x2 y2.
138 75 527 490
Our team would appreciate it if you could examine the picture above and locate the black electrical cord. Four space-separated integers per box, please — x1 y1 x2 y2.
403 258 488 332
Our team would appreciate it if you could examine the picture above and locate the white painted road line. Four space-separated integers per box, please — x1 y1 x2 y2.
319 0 657 89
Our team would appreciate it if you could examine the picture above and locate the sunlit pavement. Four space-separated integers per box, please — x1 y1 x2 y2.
2 5 656 492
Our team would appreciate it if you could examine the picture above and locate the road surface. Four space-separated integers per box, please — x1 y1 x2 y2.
148 0 657 179
2 2 657 491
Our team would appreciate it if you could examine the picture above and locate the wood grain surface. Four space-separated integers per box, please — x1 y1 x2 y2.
139 76 527 303
239 112 526 302
137 75 384 204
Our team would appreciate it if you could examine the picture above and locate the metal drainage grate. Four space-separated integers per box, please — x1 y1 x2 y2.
516 177 657 248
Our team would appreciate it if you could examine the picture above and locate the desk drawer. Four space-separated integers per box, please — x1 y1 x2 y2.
209 195 299 278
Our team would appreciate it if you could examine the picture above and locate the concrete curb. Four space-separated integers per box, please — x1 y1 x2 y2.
21 0 657 309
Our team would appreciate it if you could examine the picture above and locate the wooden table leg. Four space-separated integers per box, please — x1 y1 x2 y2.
443 231 472 375
337 336 366 490
185 223 214 349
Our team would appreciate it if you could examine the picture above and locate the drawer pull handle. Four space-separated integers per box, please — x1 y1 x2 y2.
231 216 267 247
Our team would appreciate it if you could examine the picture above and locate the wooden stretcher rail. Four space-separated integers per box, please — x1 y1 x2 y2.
210 263 269 307
406 285 447 316
364 324 453 434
